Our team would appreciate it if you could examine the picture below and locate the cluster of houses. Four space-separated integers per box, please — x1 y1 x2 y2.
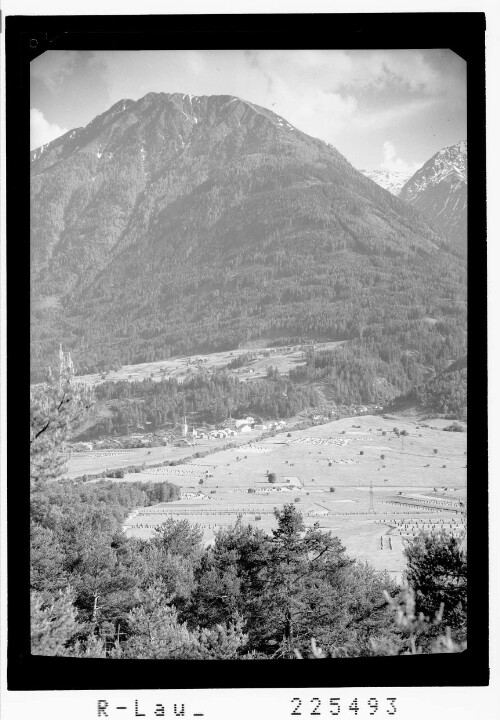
71 415 290 454
182 416 288 440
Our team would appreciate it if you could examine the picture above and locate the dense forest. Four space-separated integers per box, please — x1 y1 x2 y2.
289 332 466 414
31 245 466 382
83 371 318 437
402 356 467 418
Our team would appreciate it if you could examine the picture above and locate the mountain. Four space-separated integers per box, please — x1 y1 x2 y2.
360 169 413 196
30 93 466 383
398 141 467 250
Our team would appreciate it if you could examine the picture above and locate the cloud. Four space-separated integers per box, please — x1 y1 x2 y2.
380 141 422 174
236 50 449 145
30 108 68 150
31 51 78 92
250 49 450 99
354 98 436 131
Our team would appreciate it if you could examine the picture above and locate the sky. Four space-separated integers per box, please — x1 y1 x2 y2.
30 49 466 171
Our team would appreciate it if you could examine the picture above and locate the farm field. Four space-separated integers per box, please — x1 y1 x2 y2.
65 428 269 478
108 413 467 581
74 340 345 387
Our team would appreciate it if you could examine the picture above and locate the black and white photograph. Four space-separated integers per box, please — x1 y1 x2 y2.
1 6 494 719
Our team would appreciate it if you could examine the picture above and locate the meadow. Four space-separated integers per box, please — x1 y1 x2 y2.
75 341 345 386
67 413 466 580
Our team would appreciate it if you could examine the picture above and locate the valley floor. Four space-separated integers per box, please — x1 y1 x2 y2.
66 413 467 582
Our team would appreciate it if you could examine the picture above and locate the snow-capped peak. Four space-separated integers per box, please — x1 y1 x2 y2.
399 141 467 202
360 169 414 196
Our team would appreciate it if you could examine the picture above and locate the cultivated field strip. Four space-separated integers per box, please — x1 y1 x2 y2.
70 413 466 580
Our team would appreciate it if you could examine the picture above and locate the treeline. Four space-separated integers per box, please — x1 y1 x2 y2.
31 479 180 536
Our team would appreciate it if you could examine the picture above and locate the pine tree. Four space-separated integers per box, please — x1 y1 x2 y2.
30 363 93 485
121 581 247 659
404 531 467 639
263 504 353 657
31 587 81 656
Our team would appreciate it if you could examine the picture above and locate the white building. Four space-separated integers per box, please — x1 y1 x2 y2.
235 417 256 428
239 425 252 433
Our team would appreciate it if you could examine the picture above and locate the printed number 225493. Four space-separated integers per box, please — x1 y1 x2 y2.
291 697 397 716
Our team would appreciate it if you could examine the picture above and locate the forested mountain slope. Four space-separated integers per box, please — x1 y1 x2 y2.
31 93 466 381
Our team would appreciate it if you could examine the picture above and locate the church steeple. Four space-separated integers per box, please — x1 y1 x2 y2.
66 351 74 376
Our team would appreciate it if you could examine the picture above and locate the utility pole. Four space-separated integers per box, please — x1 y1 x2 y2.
368 480 375 514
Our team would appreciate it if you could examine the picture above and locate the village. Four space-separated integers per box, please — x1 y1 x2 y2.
70 415 290 452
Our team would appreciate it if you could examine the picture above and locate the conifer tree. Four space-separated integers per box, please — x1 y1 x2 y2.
30 360 93 485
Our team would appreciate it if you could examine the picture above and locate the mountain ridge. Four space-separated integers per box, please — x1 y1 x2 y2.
30 92 466 383
398 140 467 249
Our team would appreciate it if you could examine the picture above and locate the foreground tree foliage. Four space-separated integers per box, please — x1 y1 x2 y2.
30 489 467 658
121 581 248 660
30 365 93 485
30 374 467 658
294 589 467 658
404 530 467 644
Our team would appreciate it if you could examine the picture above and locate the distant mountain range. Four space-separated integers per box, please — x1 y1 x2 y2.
359 169 414 196
30 92 466 387
361 141 467 250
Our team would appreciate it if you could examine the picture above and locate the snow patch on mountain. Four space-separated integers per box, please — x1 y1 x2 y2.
360 169 414 196
399 141 467 202
398 141 467 249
